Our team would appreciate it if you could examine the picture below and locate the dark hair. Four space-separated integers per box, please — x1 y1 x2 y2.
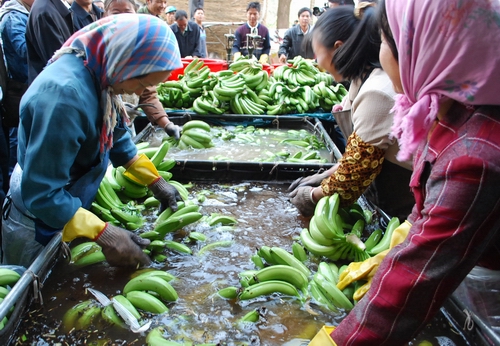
377 0 398 61
298 7 311 17
247 1 260 12
194 7 204 13
312 5 381 81
175 10 188 20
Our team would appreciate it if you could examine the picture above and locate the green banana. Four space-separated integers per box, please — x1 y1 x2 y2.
101 304 126 328
308 281 338 312
72 250 106 267
150 141 170 168
251 254 265 269
238 280 301 300
247 265 308 291
364 228 383 252
91 202 119 224
110 208 144 229
187 231 206 242
74 305 101 330
114 167 149 199
0 286 10 299
125 291 169 314
299 228 337 258
239 309 261 323
292 242 308 262
314 273 353 311
269 247 311 277
123 275 178 302
197 240 233 256
156 158 176 172
257 245 278 265
112 294 141 319
70 241 102 264
164 240 192 254
167 180 190 201
62 300 94 332
153 212 203 237
207 214 238 226
182 120 211 132
217 286 239 299
309 217 336 246
368 217 400 255
133 269 176 282
180 133 206 149
317 262 338 285
182 128 212 144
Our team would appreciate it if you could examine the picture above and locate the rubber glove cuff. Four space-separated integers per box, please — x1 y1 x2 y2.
123 153 160 186
233 52 242 61
309 326 337 346
62 207 106 242
258 54 269 64
390 220 412 248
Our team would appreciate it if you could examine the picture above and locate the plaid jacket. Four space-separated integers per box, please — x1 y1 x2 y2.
332 103 500 345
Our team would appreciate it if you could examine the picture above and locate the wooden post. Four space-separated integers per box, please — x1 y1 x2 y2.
276 0 291 28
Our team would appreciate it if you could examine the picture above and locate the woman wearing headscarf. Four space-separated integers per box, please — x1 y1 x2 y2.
308 0 500 344
289 3 414 222
1 14 183 268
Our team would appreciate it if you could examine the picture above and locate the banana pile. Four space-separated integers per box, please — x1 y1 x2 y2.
177 120 214 150
217 246 310 302
157 55 348 115
300 194 401 262
309 261 354 312
300 194 372 262
0 268 21 330
91 140 178 230
62 269 177 332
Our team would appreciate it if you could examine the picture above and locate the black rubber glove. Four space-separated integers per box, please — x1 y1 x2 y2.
288 169 331 197
95 224 151 267
289 186 317 217
149 177 182 213
164 122 181 140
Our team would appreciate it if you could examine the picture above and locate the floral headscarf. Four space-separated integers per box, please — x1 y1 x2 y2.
385 0 500 161
50 14 182 153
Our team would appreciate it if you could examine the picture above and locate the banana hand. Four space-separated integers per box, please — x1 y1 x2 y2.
336 220 412 300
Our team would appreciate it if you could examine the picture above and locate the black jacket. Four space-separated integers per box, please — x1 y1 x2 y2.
26 0 74 83
170 21 203 58
278 24 314 60
71 2 103 31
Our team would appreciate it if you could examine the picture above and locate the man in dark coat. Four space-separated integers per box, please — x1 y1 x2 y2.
71 0 103 31
170 10 202 58
25 0 73 83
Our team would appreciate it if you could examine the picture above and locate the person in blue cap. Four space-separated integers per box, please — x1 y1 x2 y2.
165 5 175 25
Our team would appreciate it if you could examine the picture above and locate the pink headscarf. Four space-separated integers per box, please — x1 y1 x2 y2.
385 0 500 161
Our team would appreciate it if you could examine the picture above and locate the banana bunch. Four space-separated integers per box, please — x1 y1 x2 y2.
212 73 246 102
150 200 202 239
299 194 372 262
309 262 354 312
70 241 106 267
279 129 327 151
0 268 20 287
272 63 316 87
121 270 178 314
156 81 192 109
229 55 263 74
312 81 348 112
266 82 319 115
92 175 145 230
62 299 102 332
191 88 226 116
177 120 215 149
229 86 268 115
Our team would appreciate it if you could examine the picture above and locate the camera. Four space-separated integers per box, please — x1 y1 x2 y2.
312 3 328 16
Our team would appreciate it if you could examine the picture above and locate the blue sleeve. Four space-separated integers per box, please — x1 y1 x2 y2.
109 119 137 167
19 84 92 228
1 13 28 82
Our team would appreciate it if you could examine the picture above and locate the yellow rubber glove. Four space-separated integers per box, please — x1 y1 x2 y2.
259 53 269 64
309 326 337 346
123 153 160 186
233 52 242 61
62 207 106 242
336 220 412 300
